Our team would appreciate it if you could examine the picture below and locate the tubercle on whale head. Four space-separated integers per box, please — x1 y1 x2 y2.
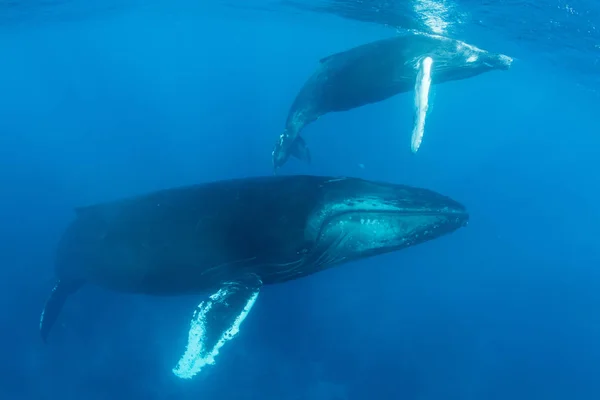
421 37 510 75
412 32 512 72
482 52 513 71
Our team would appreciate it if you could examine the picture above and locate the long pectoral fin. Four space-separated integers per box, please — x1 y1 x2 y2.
40 278 84 343
172 276 262 379
411 56 433 153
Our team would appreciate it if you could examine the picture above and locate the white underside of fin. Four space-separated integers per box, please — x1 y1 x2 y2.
411 56 433 153
172 286 260 379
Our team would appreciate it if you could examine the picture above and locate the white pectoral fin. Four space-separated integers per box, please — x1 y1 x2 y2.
172 276 262 379
411 56 433 153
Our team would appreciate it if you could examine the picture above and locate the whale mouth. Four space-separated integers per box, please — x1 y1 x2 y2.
325 208 468 224
306 182 469 266
324 208 470 234
312 201 469 267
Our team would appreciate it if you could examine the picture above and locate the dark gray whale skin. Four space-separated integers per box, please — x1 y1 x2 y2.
39 175 468 342
272 30 513 170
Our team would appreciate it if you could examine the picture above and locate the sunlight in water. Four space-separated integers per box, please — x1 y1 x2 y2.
413 0 450 34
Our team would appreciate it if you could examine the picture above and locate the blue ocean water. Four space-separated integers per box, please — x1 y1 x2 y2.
0 0 599 398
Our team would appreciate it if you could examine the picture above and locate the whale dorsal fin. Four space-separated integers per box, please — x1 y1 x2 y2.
172 274 262 379
319 48 352 64
319 53 336 64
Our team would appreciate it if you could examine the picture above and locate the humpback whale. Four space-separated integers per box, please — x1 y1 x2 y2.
39 175 469 379
272 30 513 170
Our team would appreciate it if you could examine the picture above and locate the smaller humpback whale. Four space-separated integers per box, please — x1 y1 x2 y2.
272 30 513 170
39 175 469 379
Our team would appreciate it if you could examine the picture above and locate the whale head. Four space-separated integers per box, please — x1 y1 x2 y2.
477 50 513 71
446 37 512 79
413 33 513 82
305 178 469 268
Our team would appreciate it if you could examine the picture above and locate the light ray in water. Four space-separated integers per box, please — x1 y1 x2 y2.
411 56 433 153
413 0 450 35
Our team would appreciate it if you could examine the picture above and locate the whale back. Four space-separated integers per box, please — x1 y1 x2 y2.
310 32 505 112
307 35 425 112
54 176 328 295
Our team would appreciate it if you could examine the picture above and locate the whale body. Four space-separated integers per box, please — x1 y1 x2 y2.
39 174 469 378
272 31 513 169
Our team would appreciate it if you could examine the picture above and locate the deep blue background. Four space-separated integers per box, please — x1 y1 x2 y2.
0 2 599 399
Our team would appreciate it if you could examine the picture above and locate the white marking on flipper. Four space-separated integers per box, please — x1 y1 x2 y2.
172 284 260 379
411 56 433 153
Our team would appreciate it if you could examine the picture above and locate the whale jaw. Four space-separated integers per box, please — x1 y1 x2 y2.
306 181 469 269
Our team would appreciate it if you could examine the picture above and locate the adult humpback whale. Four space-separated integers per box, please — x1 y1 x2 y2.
272 30 513 170
39 175 469 379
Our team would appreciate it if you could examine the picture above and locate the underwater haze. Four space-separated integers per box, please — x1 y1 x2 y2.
1 0 599 399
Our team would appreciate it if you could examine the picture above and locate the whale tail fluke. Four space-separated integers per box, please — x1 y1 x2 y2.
290 136 311 164
39 278 84 343
272 133 311 173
